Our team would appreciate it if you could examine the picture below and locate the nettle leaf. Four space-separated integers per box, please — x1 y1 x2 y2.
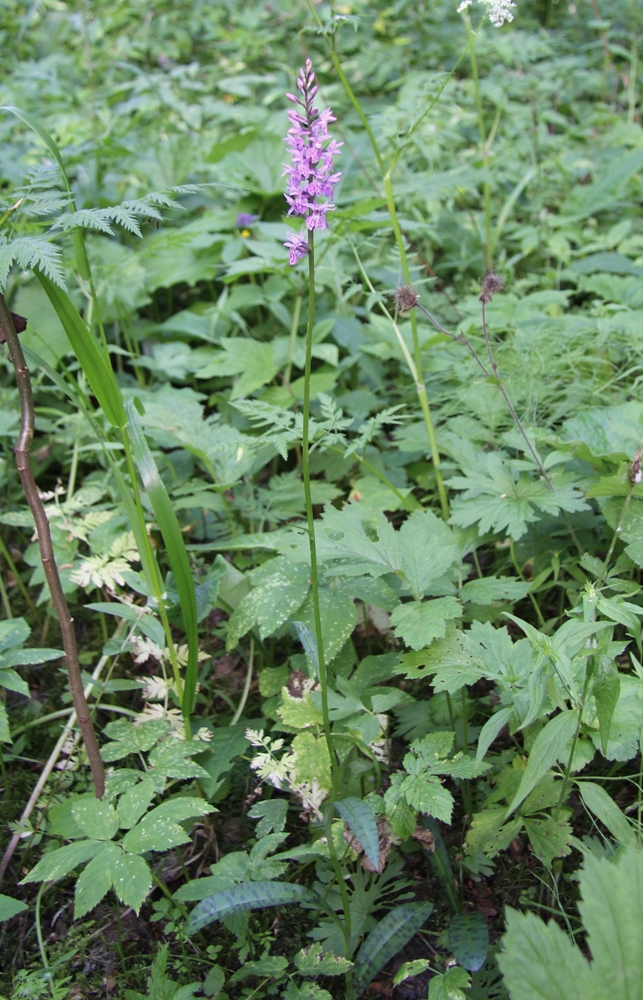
390 598 462 651
71 799 120 841
500 845 643 999
21 840 105 885
335 797 380 870
100 718 169 761
396 510 458 598
186 881 319 934
294 944 352 977
352 902 434 996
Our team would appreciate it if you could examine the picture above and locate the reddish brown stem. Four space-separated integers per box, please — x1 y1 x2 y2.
0 293 105 798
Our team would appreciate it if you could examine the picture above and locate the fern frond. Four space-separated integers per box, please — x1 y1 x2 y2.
0 235 66 290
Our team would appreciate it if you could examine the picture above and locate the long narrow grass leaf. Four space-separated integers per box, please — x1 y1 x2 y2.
125 401 198 713
35 272 126 428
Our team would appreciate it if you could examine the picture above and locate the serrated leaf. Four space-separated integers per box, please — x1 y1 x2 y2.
507 710 578 816
523 816 573 866
449 913 489 973
0 894 28 922
393 959 431 986
499 908 593 1000
390 598 462 651
148 739 210 780
71 799 119 841
121 797 214 854
74 843 119 918
117 777 157 829
21 840 105 884
291 731 332 790
294 944 352 977
100 718 169 761
397 510 457 598
334 797 380 870
0 668 29 698
460 577 530 605
111 852 152 914
352 902 434 996
428 967 472 1000
186 881 319 934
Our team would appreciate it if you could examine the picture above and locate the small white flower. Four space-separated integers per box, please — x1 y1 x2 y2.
458 0 516 26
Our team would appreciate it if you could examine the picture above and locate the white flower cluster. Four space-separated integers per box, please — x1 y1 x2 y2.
457 0 516 27
246 729 327 820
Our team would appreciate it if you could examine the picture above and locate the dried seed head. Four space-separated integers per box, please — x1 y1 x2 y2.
479 272 504 304
393 285 420 312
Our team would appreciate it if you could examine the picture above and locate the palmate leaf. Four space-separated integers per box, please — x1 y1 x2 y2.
186 881 320 934
390 598 462 651
352 902 434 996
448 453 587 540
21 840 106 885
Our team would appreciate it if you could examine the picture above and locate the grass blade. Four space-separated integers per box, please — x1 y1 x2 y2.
125 400 198 714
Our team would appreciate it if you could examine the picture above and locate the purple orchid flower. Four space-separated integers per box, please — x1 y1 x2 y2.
282 59 342 264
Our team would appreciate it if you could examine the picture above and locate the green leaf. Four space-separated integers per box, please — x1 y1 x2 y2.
294 944 352 977
352 902 434 996
334 797 380 870
282 983 332 1000
297 587 358 664
117 777 157 830
36 272 126 427
577 781 635 845
390 598 462 651
449 912 489 973
21 840 105 884
593 661 620 755
100 718 169 761
122 797 214 854
393 960 431 986
499 908 593 1000
476 707 514 768
397 510 457 598
111 852 152 914
197 338 277 399
125 401 199 715
71 799 120 841
0 236 66 290
522 816 573 866
0 668 30 698
428 968 472 1000
0 894 28 922
148 739 210 780
0 702 9 743
186 881 320 934
460 577 530 605
507 711 578 816
74 844 120 918
291 731 331 790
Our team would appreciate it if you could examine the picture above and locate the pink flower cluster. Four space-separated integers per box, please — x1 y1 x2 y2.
283 59 342 265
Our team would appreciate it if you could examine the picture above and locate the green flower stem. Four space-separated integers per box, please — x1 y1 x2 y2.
382 173 448 518
303 233 334 783
0 527 39 619
304 234 354 975
464 14 493 271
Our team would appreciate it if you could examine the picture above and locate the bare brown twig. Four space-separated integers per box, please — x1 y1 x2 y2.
0 293 105 798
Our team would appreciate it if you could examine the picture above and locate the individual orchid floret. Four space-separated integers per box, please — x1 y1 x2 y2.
282 58 342 264
284 230 309 265
457 0 516 27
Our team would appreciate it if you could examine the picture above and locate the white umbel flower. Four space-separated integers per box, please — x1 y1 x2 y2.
457 0 516 27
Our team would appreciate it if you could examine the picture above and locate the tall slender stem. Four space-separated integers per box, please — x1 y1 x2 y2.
0 294 105 798
302 234 335 785
464 15 493 271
